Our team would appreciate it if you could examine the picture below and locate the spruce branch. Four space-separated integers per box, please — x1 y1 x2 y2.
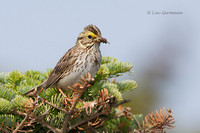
68 93 131 132
34 109 62 133
0 57 176 132
13 111 31 133
122 107 141 130
0 122 9 133
131 107 176 133
38 97 68 114
144 107 175 132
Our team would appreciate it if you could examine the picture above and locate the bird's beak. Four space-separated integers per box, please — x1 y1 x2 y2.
96 36 109 44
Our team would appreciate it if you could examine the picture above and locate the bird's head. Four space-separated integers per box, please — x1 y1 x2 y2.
76 25 109 49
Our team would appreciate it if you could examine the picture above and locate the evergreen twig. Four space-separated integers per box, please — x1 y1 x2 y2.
0 123 9 133
34 109 62 133
38 97 69 114
0 57 175 133
13 111 31 133
122 108 141 129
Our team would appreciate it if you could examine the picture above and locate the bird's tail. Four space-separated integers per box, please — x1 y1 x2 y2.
22 82 46 96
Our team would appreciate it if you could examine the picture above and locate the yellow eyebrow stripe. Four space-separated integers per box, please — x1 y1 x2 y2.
85 32 98 38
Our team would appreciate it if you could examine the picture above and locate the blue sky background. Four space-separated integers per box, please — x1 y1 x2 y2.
0 1 200 132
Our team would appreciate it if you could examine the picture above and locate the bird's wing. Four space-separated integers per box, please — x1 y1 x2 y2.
45 47 77 88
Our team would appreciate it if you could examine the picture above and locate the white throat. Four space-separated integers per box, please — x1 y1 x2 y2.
92 43 100 51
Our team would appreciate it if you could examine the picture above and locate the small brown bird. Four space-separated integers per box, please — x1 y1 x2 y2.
23 25 108 95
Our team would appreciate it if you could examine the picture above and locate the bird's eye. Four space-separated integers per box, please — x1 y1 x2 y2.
88 35 92 39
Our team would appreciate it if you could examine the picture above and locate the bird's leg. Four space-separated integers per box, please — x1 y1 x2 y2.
27 87 44 98
57 87 67 97
57 87 73 106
